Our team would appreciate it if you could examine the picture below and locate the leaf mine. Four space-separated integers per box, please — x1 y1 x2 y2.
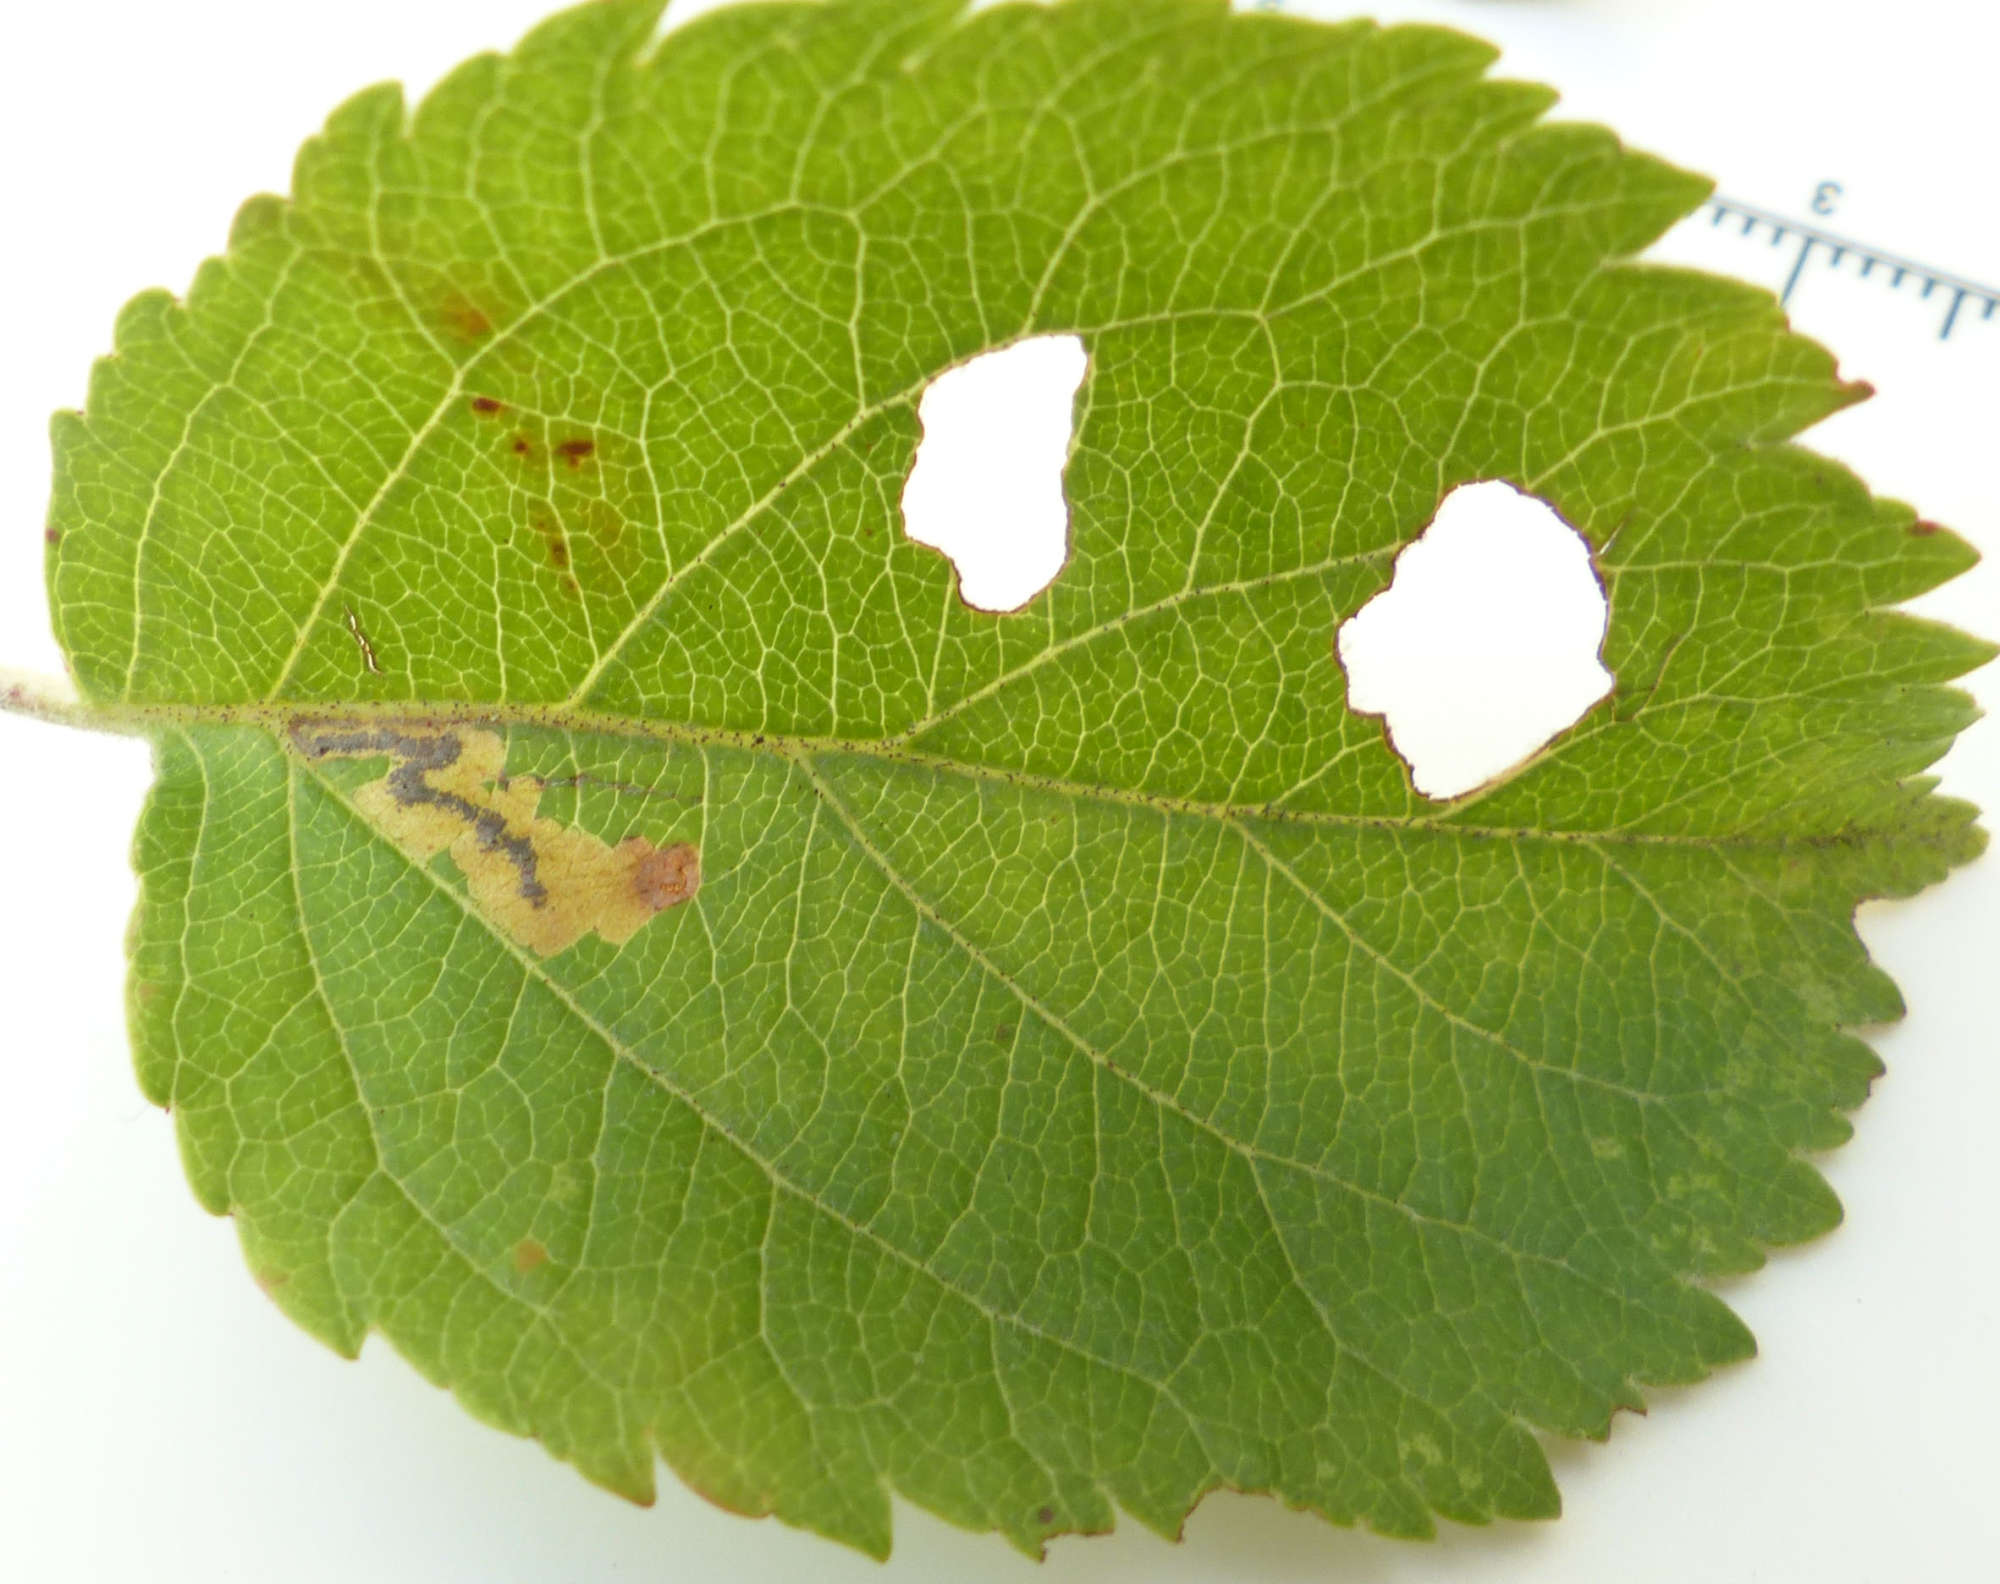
289 721 699 956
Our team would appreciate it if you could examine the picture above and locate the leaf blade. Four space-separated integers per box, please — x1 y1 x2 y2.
53 0 1989 1557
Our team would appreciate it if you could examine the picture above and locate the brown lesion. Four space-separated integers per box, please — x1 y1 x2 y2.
532 516 573 574
633 844 701 911
438 294 496 343
290 723 701 957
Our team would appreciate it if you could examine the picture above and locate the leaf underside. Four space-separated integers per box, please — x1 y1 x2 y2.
46 0 1989 1559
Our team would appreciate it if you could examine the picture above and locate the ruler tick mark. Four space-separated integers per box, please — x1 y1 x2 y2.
1702 197 1998 345
1941 288 1968 340
1781 237 1815 305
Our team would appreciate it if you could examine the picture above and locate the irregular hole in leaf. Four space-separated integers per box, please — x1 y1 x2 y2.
900 334 1088 612
1337 480 1615 801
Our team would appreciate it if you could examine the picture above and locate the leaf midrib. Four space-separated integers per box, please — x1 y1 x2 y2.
96 697 1932 853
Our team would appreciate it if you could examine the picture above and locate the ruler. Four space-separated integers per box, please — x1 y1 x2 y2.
1701 194 1999 342
1246 0 1997 351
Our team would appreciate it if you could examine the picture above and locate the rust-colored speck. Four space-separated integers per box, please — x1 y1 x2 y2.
632 843 701 912
1911 519 1943 537
44 527 60 545
549 539 571 569
556 437 597 467
441 297 494 342
512 436 534 457
1036 1506 1056 1526
471 395 505 416
513 1238 550 1274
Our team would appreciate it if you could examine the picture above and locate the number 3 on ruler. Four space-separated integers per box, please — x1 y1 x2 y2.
1812 181 1843 217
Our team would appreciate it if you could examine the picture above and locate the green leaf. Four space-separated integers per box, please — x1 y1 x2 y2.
33 0 1989 1559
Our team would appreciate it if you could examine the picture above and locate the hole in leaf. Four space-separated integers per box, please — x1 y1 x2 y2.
1337 480 1614 801
900 334 1088 612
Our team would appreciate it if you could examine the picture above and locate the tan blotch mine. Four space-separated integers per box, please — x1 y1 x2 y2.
291 723 700 957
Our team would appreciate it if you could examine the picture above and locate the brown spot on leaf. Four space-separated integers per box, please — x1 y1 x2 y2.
256 1268 291 1296
632 843 701 912
1910 519 1942 537
531 517 573 577
513 1238 550 1274
440 296 494 342
556 438 596 468
1036 1506 1055 1526
44 527 60 546
471 395 505 416
512 436 534 457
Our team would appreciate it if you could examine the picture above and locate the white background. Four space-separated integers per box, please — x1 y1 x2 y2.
1 2 1994 1579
